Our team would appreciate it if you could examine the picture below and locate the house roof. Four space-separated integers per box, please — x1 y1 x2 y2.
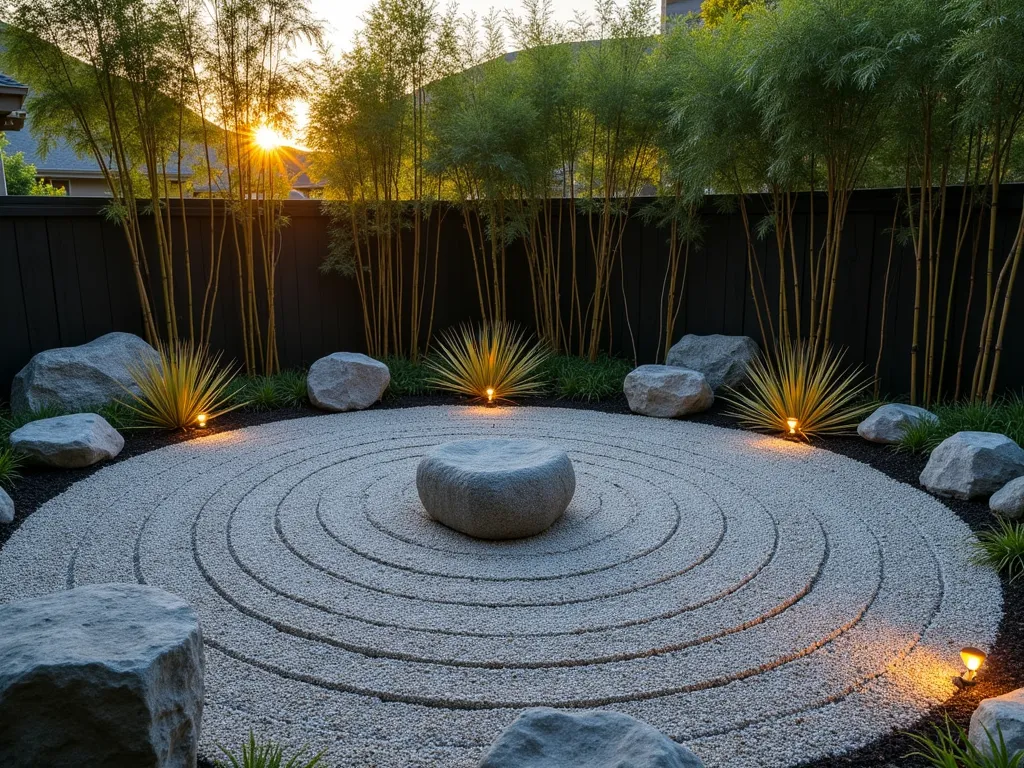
2 127 106 176
0 72 28 90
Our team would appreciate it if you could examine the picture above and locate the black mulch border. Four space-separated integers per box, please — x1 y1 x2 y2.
1 394 1018 768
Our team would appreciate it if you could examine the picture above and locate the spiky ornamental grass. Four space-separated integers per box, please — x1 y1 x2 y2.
973 518 1024 584
723 341 874 440
424 322 550 404
908 716 1023 768
121 340 244 430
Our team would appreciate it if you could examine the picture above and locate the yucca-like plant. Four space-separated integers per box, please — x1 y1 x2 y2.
973 518 1024 584
216 732 323 768
723 341 874 440
424 322 550 404
121 341 243 430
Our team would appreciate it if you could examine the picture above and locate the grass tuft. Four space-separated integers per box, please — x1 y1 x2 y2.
972 518 1024 584
215 732 323 768
899 394 1024 454
542 355 632 401
907 715 1023 767
381 356 435 397
0 446 24 491
229 370 310 412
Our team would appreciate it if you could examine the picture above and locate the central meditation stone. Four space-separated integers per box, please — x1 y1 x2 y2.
416 438 576 540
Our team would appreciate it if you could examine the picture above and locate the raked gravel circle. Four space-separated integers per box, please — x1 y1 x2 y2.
0 406 1003 767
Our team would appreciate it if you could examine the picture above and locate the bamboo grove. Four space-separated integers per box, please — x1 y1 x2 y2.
1 0 319 375
4 0 1024 402
310 0 1024 403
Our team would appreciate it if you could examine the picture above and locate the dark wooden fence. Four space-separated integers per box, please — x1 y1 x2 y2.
3 187 1024 400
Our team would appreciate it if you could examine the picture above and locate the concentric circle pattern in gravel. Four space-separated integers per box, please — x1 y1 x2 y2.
0 406 1003 767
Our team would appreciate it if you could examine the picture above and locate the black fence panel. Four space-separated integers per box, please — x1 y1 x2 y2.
3 187 1023 401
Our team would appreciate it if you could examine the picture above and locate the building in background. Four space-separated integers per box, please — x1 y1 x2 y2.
0 71 28 195
663 0 703 23
0 90 321 199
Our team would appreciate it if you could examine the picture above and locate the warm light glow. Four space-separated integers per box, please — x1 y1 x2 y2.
253 124 283 151
197 413 208 428
961 647 986 674
486 387 495 403
787 417 799 435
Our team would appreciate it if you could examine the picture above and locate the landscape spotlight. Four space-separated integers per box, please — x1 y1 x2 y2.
954 647 986 688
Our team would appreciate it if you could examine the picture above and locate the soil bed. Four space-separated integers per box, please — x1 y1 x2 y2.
1 394 1016 768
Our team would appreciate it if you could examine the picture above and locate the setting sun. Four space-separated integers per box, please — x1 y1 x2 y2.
253 124 284 151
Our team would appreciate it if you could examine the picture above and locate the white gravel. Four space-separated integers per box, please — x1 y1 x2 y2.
0 406 1002 767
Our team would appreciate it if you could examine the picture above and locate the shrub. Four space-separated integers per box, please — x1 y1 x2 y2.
973 518 1024 584
216 732 323 768
121 341 243 430
723 341 874 440
899 395 1024 454
424 323 549 404
908 716 1022 767
543 355 632 401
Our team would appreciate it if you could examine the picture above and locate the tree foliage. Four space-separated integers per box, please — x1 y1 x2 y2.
0 134 64 195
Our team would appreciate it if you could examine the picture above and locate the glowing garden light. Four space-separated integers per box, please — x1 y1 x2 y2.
787 417 799 435
197 413 208 429
486 387 495 405
955 647 986 687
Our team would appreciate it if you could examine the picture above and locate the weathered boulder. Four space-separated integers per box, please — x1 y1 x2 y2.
307 352 390 412
0 487 12 524
920 432 1024 500
10 332 158 413
418 439 575 540
991 476 1024 519
624 365 713 419
857 403 938 444
665 334 760 392
969 688 1024 757
479 707 705 768
9 413 124 469
0 583 204 768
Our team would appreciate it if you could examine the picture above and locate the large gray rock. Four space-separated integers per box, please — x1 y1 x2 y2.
991 476 1024 519
920 432 1024 500
969 688 1024 756
857 403 938 444
11 332 158 413
624 365 713 419
0 487 12 524
9 413 124 469
0 583 204 768
307 352 390 412
418 439 575 540
665 334 760 391
479 707 705 768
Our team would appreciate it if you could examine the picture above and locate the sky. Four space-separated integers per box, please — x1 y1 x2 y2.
287 0 588 143
307 0 584 56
